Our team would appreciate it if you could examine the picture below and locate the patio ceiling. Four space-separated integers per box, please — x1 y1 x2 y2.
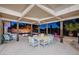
25 5 52 20
0 13 19 20
0 4 30 13
0 4 79 24
42 4 74 12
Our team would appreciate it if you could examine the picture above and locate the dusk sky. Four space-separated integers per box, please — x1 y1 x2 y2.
39 22 60 29
9 18 79 29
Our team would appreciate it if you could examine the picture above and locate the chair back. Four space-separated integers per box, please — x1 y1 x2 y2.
3 34 10 41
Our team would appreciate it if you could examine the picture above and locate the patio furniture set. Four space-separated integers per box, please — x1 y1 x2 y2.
28 34 60 47
3 33 17 41
3 33 60 47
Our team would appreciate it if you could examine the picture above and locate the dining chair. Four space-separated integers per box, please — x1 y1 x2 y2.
28 37 38 47
54 33 59 41
40 39 48 47
3 34 11 41
48 36 53 44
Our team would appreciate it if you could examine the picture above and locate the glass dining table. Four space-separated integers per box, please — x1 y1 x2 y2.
32 35 52 46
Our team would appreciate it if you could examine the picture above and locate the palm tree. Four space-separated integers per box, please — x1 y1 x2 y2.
75 23 79 36
65 23 76 36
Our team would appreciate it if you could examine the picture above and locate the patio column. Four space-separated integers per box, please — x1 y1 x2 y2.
31 24 32 35
1 20 4 44
46 24 48 35
60 21 63 43
38 25 40 34
17 22 19 41
77 33 79 44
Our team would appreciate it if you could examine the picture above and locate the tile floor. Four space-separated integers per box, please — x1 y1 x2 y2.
0 36 79 55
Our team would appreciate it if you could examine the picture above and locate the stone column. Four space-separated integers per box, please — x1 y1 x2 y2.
46 24 48 35
31 24 32 35
60 21 63 43
0 20 4 44
38 25 40 34
77 32 79 44
17 22 19 41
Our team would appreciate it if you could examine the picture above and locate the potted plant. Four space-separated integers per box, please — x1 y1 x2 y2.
65 23 76 36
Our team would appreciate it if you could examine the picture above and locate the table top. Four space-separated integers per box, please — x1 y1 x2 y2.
33 35 49 40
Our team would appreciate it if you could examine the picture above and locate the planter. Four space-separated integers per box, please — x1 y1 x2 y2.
69 32 73 37
77 33 79 37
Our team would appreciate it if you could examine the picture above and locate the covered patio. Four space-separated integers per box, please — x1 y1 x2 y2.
0 4 79 55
